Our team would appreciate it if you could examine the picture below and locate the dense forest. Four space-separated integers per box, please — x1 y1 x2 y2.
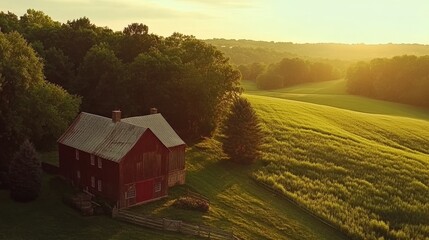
240 58 339 90
0 9 241 171
347 55 429 108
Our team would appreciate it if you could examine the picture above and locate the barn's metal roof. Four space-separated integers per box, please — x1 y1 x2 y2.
58 112 147 162
122 114 185 148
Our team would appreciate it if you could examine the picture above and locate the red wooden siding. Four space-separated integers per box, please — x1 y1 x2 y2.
118 129 169 208
168 145 185 171
167 145 186 187
58 144 119 202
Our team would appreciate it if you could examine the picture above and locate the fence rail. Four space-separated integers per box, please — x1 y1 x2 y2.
115 209 239 240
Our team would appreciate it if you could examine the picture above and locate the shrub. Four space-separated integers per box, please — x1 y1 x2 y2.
8 140 42 202
173 196 209 212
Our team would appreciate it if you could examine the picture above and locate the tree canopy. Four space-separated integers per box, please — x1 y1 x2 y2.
0 9 241 144
254 57 339 90
0 31 80 170
347 55 429 108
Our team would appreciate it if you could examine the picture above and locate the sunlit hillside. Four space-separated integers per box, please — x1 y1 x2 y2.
243 82 429 239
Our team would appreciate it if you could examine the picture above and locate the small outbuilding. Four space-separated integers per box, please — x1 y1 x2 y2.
58 110 186 209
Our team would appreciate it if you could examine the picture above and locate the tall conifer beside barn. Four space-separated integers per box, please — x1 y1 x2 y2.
9 140 42 202
222 97 264 164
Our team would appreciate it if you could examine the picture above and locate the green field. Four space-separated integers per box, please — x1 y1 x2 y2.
243 79 429 121
244 80 429 239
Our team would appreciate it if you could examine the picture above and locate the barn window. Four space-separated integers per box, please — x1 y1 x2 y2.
75 149 79 160
77 170 80 179
154 182 161 193
91 176 95 188
97 157 102 168
126 185 136 199
97 180 102 191
90 155 95 165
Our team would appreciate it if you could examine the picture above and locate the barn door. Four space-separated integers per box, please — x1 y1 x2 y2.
136 179 154 203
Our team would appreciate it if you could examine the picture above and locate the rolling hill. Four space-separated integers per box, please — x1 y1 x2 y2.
244 80 429 239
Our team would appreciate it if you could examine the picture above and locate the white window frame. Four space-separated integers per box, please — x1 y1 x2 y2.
154 182 161 193
97 157 102 169
77 170 80 179
90 155 95 165
75 149 79 160
91 176 95 188
126 185 136 199
97 179 102 192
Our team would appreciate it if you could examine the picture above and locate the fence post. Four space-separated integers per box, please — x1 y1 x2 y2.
112 206 118 218
163 218 166 230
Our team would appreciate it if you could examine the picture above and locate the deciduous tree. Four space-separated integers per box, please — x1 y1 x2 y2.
0 32 80 169
75 43 124 116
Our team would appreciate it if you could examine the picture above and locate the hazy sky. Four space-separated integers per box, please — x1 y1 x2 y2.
1 0 428 44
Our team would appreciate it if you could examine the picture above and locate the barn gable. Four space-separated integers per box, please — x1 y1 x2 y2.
122 113 185 148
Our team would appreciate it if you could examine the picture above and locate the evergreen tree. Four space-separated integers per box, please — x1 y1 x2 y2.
9 140 42 202
222 97 264 164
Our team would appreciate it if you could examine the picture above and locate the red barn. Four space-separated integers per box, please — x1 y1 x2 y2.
58 110 186 209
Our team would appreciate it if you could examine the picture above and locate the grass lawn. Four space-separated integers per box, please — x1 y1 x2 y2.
40 150 59 166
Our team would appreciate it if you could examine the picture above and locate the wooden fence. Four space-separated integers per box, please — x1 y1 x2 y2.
115 209 240 240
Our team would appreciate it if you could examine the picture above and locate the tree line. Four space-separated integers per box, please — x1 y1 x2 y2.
0 10 241 172
347 55 429 108
205 39 429 60
240 58 340 90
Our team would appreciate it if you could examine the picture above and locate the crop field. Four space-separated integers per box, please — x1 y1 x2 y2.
245 81 429 239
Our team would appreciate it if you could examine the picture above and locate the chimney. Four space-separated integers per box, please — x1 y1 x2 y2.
150 108 158 114
112 110 121 123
